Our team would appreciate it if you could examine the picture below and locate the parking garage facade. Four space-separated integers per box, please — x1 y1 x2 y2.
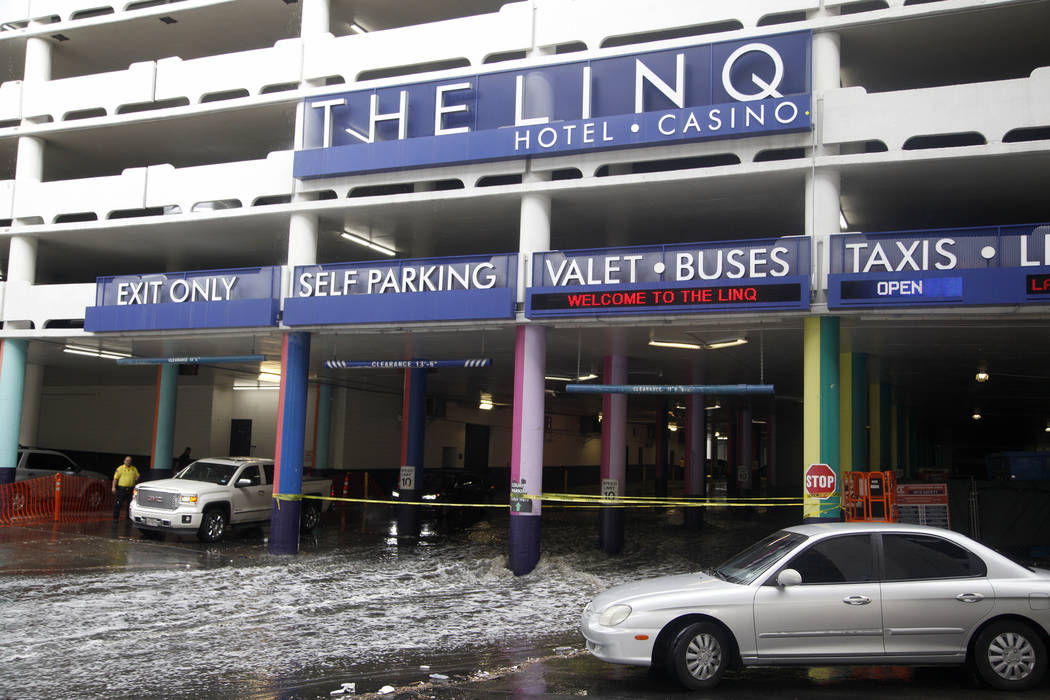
1 0 1049 572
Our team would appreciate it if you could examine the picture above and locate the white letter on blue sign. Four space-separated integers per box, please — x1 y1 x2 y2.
311 98 346 149
434 82 472 136
635 54 685 114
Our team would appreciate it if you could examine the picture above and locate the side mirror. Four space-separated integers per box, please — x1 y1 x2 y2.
236 478 252 487
776 568 802 587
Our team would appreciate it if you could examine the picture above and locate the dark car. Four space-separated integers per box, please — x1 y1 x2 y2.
392 469 495 518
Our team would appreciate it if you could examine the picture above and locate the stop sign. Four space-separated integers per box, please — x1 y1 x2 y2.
805 464 837 498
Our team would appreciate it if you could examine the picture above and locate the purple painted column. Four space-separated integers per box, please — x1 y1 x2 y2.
397 366 427 539
599 352 627 554
270 332 311 555
509 323 546 575
684 392 706 529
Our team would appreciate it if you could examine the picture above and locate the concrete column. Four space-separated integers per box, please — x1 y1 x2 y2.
270 332 311 555
19 362 43 446
0 340 27 483
509 170 550 576
150 364 178 480
806 15 841 299
330 386 347 469
314 382 332 470
803 316 840 522
684 390 706 529
397 367 427 537
300 0 331 36
509 324 546 574
735 404 753 494
599 351 627 554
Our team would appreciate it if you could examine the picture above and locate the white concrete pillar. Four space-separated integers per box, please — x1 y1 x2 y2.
300 0 331 37
517 172 552 306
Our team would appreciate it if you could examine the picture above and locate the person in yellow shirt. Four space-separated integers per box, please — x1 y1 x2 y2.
112 456 140 522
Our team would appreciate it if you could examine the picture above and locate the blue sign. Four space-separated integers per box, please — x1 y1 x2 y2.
85 267 280 332
828 223 1050 308
283 253 517 325
526 236 810 318
295 31 811 178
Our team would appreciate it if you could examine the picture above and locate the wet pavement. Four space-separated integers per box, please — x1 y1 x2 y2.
0 506 1046 699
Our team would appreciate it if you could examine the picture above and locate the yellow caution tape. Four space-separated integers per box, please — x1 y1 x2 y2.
274 493 806 509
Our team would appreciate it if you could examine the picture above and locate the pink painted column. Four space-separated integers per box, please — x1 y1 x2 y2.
599 351 627 554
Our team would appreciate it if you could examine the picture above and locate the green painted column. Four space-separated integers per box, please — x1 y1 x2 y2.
151 364 178 480
803 316 840 522
0 339 27 484
897 404 909 476
868 370 881 469
839 340 868 473
852 353 868 471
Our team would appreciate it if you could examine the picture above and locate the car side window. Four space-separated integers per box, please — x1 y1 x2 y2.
263 464 274 484
26 452 55 469
882 534 986 581
239 465 262 487
783 534 875 584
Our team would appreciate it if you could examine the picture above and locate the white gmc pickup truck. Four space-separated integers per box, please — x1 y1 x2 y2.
129 457 331 542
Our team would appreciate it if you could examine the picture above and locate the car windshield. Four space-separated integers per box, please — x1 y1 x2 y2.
175 461 238 485
711 530 808 585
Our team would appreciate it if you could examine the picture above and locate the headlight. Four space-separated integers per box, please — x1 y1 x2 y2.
178 493 198 504
599 604 632 627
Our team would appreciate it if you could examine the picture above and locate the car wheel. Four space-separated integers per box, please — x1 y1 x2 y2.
197 508 228 543
973 620 1047 690
300 501 321 533
668 621 730 690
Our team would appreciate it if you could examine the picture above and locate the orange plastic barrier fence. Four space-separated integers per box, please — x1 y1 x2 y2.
843 470 897 523
0 474 114 525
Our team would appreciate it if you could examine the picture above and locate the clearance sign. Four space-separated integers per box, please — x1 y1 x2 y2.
526 236 810 318
294 31 811 177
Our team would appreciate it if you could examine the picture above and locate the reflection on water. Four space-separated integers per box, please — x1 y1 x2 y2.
0 507 793 699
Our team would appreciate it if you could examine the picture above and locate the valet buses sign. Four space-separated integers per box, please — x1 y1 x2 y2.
293 31 811 176
527 236 810 318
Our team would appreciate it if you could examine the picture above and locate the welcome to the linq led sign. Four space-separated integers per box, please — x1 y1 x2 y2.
294 31 811 177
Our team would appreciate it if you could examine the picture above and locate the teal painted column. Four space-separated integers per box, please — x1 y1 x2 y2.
315 383 332 470
151 364 178 480
803 316 840 522
852 353 868 471
0 339 27 484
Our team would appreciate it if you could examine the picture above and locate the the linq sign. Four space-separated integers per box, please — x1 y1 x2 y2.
294 31 811 178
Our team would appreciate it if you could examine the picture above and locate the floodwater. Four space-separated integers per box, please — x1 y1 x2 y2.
0 506 791 699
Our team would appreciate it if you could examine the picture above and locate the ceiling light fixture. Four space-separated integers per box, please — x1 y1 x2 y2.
649 339 702 350
545 373 598 382
975 370 990 383
63 344 131 360
971 411 982 421
478 392 494 410
341 230 396 257
667 423 678 432
1044 420 1050 433
649 336 747 350
705 402 721 411
839 210 849 231
257 371 282 383
705 337 748 349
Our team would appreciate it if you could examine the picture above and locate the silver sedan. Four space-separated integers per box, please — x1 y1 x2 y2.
581 522 1050 691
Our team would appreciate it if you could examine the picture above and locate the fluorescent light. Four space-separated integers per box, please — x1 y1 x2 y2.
479 392 494 410
649 339 702 350
705 402 721 411
258 371 282 383
342 230 396 256
63 344 131 360
234 383 280 391
705 337 748 349
545 373 598 382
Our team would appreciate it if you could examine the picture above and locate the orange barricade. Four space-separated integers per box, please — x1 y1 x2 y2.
843 470 897 522
0 474 115 525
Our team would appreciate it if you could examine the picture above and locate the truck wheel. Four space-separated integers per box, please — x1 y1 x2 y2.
300 501 321 533
197 508 228 543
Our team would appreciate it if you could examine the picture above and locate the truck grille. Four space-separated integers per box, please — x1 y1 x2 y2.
136 488 178 510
